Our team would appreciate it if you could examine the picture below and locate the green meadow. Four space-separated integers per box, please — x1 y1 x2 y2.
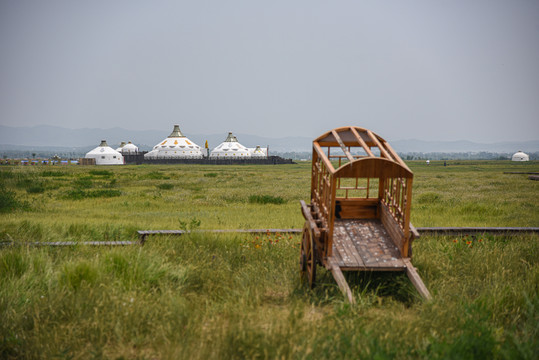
1 161 538 359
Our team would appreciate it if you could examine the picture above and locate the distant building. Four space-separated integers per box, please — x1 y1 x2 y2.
250 145 267 158
121 141 139 154
511 151 529 161
85 140 124 165
210 132 251 159
115 141 126 152
145 125 204 159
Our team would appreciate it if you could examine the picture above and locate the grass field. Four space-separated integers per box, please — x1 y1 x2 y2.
1 161 538 359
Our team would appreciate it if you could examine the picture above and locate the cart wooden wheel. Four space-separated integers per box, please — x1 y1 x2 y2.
300 221 317 289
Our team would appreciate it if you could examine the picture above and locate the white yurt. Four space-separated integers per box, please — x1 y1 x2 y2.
121 141 139 154
250 145 267 158
85 140 124 165
511 151 529 161
115 141 126 152
210 132 251 158
144 125 204 159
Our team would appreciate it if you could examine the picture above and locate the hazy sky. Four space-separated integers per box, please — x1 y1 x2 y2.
1 0 538 142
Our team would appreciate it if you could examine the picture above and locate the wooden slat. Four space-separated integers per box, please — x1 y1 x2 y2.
415 227 539 235
366 130 393 160
381 140 412 173
300 200 321 239
331 130 355 163
327 257 356 304
403 258 432 300
333 223 363 266
1 241 137 247
313 142 336 174
350 127 375 157
380 202 405 255
402 178 413 257
332 244 346 267
409 223 420 239
344 219 405 269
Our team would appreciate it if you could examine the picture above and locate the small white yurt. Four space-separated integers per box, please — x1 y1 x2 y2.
121 141 139 154
512 151 529 161
250 145 267 158
85 140 124 165
210 132 251 158
115 141 126 152
144 125 204 159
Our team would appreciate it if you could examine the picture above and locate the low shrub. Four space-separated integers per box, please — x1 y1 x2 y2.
143 171 168 180
204 173 218 178
26 184 45 194
73 178 93 189
89 170 113 177
64 189 121 200
0 186 27 212
416 192 441 204
157 183 174 190
0 169 14 179
41 170 66 177
248 194 285 205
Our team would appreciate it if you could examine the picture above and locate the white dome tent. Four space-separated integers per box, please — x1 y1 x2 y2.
115 141 126 152
144 125 204 159
121 141 139 154
512 151 529 161
85 140 124 165
210 132 251 159
250 145 267 158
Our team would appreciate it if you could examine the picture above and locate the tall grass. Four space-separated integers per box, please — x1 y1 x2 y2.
0 161 538 358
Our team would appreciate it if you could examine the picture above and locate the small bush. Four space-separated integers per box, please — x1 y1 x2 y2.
0 251 29 279
64 189 121 200
73 178 93 189
91 189 121 198
204 173 218 178
143 171 168 180
416 192 441 204
157 183 174 190
27 184 45 194
89 169 113 177
41 170 66 177
248 195 285 205
16 179 34 188
0 169 14 179
0 187 24 212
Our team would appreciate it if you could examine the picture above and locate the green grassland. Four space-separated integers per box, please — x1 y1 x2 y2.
1 161 538 359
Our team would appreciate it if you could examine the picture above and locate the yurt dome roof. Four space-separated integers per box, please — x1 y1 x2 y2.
145 125 203 159
121 141 139 153
115 141 126 152
210 132 251 158
512 150 529 161
251 145 267 158
85 140 124 165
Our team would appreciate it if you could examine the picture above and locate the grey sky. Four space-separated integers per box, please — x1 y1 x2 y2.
1 0 538 142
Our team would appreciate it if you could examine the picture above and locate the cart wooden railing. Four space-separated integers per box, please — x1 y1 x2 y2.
300 126 431 302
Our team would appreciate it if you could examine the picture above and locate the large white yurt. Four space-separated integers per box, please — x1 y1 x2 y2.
121 141 139 154
144 125 204 159
250 145 267 158
85 140 124 165
512 151 529 161
115 141 126 152
210 132 251 158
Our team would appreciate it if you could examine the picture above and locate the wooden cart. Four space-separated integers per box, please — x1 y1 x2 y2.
299 126 431 302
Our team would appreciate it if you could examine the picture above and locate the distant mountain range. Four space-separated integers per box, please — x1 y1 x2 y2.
0 125 538 154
